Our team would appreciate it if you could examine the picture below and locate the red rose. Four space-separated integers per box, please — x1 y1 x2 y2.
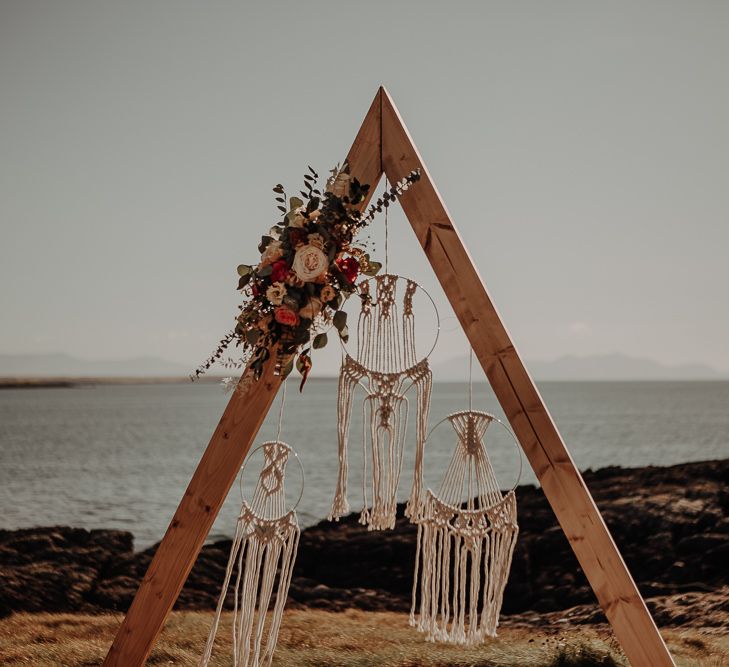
274 306 299 326
271 260 289 283
336 256 359 283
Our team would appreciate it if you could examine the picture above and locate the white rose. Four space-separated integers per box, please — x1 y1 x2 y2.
292 244 328 282
265 281 287 306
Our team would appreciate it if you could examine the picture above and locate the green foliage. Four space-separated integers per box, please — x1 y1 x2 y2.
332 310 347 332
313 332 328 349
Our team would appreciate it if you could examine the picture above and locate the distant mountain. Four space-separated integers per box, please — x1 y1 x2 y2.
431 353 727 382
0 353 190 378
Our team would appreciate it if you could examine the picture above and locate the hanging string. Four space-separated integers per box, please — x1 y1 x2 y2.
384 175 389 275
468 348 474 412
275 378 287 443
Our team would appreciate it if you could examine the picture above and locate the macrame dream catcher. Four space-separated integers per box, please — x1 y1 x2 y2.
200 385 303 667
329 194 439 530
410 357 522 644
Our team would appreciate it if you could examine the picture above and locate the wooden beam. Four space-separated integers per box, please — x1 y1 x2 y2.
103 91 384 666
379 87 674 666
103 360 283 666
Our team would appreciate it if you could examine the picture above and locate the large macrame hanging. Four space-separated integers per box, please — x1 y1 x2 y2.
199 439 302 667
410 409 520 644
330 273 436 530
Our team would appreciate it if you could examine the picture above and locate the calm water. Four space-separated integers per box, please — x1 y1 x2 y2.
1 380 728 548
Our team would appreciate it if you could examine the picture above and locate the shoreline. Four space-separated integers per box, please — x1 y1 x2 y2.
3 376 729 389
0 376 227 388
1 458 727 628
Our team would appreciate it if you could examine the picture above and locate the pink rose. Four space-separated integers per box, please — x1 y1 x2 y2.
274 306 299 327
292 244 328 283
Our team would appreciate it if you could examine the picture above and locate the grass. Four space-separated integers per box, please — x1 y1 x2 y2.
0 609 726 666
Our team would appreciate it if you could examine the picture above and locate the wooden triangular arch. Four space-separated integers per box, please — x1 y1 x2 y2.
104 88 675 666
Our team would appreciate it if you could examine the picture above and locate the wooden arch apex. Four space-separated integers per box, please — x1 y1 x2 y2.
104 87 675 667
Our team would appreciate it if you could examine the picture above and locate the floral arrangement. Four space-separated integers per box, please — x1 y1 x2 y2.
194 164 421 389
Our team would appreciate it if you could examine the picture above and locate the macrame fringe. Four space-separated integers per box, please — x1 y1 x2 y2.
410 411 519 644
200 442 300 667
410 491 517 643
330 275 433 530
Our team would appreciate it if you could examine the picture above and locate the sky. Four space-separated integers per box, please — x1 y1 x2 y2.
1 1 728 377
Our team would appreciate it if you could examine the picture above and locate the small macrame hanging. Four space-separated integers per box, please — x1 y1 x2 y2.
199 384 303 667
330 189 439 530
410 354 521 644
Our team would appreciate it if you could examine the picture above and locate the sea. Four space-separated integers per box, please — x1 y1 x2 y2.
1 380 728 549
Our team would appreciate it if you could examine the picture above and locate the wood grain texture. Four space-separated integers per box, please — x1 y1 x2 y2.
103 91 383 667
379 87 674 667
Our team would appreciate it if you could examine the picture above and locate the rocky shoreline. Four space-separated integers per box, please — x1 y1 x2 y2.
1 459 727 627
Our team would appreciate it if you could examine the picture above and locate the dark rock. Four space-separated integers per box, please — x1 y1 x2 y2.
1 458 727 627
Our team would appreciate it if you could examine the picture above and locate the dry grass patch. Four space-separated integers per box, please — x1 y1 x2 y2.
0 610 725 666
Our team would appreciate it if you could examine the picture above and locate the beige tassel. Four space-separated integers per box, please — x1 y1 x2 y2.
330 275 434 530
199 442 300 667
410 411 519 643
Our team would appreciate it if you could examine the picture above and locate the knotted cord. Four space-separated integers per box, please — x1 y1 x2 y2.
200 387 301 667
330 275 437 530
409 376 520 644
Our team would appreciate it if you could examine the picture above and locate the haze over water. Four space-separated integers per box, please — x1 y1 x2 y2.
1 380 727 548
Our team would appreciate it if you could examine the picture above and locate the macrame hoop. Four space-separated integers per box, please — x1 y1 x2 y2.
423 410 524 495
340 273 441 371
410 410 521 645
330 274 440 530
238 441 305 511
199 440 303 667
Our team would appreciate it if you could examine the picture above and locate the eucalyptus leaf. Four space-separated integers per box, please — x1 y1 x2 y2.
289 196 304 211
281 357 294 379
237 264 253 277
363 261 382 276
333 310 347 332
313 332 328 349
258 264 273 277
295 354 306 374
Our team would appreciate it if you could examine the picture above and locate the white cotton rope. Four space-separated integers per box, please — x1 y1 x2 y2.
329 274 433 530
199 387 301 667
409 409 519 644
